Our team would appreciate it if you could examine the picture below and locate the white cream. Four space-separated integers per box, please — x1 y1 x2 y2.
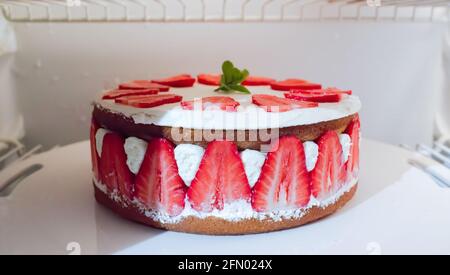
93 177 107 194
240 149 267 187
124 137 148 174
95 128 111 157
339 133 352 163
174 144 205 186
95 84 361 130
303 141 319 172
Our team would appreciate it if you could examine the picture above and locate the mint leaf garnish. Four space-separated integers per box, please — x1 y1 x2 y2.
215 60 250 94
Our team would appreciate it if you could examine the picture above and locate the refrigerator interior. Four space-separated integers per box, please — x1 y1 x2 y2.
0 0 449 152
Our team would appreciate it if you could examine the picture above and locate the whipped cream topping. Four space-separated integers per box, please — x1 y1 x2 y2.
95 84 361 130
173 144 205 186
124 137 148 174
95 128 111 157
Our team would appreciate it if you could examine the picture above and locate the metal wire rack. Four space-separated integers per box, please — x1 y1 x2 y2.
0 0 449 22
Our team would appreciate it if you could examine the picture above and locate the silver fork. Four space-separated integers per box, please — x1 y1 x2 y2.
400 142 450 188
0 143 44 196
416 143 450 168
408 159 450 188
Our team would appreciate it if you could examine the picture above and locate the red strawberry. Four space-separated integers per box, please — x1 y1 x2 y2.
285 91 342 103
270 79 322 91
187 140 251 212
319 87 352 95
99 132 134 200
90 119 101 181
310 131 346 200
134 138 186 216
119 80 170 91
180 96 240 111
197 74 221 86
152 74 196 88
115 94 183 108
252 136 310 212
102 89 158 100
345 115 360 178
252 94 318 112
242 76 275 86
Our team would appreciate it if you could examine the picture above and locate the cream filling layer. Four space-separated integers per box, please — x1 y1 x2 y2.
95 129 352 187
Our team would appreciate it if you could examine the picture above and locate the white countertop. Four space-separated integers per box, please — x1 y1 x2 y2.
0 139 449 255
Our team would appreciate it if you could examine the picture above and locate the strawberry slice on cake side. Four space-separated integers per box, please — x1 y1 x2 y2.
134 138 187 217
310 131 347 200
187 140 251 213
90 119 101 182
251 136 311 212
344 115 361 180
99 132 135 200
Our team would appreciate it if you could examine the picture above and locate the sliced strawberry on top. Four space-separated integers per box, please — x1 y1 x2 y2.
134 138 186 216
345 115 360 179
270 79 322 91
310 131 346 200
291 88 351 95
319 87 352 95
102 89 158 100
197 74 221 86
99 132 134 200
180 96 240 111
115 94 183 108
119 80 170 91
90 119 101 181
285 91 342 103
187 140 251 212
151 74 196 88
252 136 310 212
242 76 275 86
252 94 318 112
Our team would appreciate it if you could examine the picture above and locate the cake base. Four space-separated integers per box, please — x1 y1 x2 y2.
94 183 357 235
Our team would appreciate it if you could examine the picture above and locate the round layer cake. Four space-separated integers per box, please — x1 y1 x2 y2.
90 66 361 235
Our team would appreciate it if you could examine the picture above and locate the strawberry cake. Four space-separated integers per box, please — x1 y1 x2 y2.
90 61 361 235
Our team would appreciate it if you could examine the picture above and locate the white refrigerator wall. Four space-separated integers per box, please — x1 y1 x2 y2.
0 14 22 146
8 21 447 149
